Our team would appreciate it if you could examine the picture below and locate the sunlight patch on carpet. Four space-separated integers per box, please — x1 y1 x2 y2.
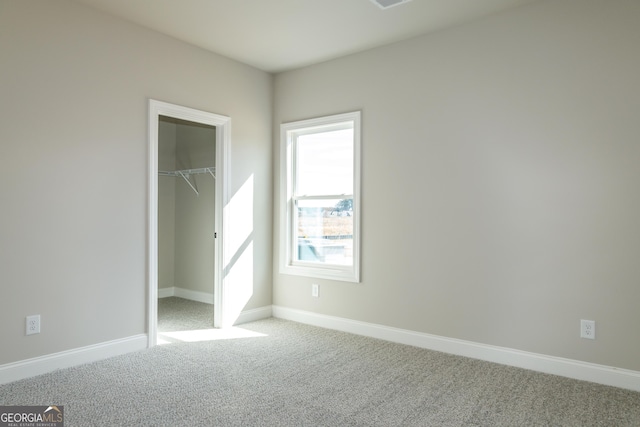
158 327 267 344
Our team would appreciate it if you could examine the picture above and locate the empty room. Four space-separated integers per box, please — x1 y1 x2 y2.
1 0 639 425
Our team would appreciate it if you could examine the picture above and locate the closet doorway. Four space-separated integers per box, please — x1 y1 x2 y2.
148 100 230 347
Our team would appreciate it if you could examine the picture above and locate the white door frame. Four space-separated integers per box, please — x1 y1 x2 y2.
148 99 230 347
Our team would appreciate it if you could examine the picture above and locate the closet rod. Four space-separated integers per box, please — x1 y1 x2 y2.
158 167 216 178
159 167 215 196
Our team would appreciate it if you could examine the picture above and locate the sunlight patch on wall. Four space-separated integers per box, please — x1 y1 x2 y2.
223 175 255 326
225 175 254 266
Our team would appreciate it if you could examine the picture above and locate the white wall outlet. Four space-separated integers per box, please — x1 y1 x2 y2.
311 284 319 298
26 315 41 335
580 319 595 339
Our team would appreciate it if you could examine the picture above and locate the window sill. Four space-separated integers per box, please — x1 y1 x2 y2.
280 263 360 283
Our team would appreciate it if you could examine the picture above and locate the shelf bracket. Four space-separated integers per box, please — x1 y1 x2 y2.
178 171 199 196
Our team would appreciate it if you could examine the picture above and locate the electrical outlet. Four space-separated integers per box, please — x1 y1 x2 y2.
580 319 595 339
311 284 319 298
26 315 41 335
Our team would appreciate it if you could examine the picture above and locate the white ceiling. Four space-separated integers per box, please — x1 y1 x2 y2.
73 0 540 73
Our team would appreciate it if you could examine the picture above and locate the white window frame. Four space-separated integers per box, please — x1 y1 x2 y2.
279 111 361 283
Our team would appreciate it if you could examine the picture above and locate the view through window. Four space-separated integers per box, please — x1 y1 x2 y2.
295 127 354 266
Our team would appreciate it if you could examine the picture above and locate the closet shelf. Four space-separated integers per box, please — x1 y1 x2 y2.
159 167 215 196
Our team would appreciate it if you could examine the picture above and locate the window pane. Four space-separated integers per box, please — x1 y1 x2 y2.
296 128 353 196
295 198 353 266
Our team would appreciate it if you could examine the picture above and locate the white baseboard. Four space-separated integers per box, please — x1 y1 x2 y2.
157 287 175 299
158 286 214 304
0 304 271 385
235 306 273 325
7 307 635 392
0 334 147 385
272 306 640 392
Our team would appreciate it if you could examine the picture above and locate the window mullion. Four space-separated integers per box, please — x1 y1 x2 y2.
293 194 353 201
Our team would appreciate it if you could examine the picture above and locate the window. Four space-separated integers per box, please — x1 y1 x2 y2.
280 111 361 282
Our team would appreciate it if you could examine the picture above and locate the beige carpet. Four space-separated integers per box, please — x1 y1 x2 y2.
1 298 639 426
158 296 213 328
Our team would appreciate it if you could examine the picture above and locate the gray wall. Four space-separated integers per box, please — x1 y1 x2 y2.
3 0 639 375
0 0 273 365
174 122 216 295
158 121 177 290
273 0 640 371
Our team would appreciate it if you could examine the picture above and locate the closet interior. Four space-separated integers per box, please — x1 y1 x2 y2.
157 115 216 332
